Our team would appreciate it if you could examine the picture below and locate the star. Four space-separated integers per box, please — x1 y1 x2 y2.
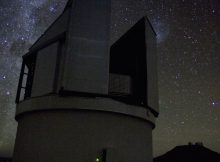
49 6 55 12
6 91 10 96
211 102 219 107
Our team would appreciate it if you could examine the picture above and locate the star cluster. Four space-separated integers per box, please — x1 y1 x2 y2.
0 0 219 157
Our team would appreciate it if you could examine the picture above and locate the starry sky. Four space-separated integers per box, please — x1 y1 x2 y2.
0 0 219 157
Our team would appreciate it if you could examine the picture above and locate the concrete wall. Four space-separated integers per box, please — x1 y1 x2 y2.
13 110 153 162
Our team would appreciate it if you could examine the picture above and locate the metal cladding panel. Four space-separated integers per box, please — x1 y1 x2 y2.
145 18 159 115
62 0 111 94
31 42 58 97
109 73 132 95
30 9 70 50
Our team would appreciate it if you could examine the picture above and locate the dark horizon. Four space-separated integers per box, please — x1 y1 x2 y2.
154 143 220 162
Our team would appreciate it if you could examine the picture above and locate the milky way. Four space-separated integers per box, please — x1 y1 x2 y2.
0 0 220 157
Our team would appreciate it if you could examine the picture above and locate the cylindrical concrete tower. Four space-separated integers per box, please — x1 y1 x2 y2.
13 0 159 162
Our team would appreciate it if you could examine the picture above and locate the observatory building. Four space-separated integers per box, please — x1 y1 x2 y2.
13 0 159 161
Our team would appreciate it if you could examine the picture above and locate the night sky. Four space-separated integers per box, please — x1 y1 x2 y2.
0 0 219 157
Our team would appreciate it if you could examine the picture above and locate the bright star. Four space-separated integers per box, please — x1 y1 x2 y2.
211 101 219 107
6 91 10 95
49 6 55 12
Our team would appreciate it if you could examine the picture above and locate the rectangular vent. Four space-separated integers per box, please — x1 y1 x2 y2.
109 73 132 96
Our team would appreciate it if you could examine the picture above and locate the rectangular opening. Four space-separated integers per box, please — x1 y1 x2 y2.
16 54 36 103
109 18 147 106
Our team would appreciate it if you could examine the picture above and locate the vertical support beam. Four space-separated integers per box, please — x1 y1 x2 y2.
16 60 25 103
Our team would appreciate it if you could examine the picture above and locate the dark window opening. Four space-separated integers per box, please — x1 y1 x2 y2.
109 18 147 106
16 54 36 103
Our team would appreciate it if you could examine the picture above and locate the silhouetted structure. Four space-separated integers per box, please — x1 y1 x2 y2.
154 144 220 162
13 0 158 161
0 157 12 162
